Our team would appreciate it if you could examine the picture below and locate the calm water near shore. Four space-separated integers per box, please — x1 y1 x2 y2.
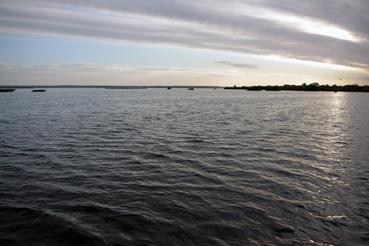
1 89 369 245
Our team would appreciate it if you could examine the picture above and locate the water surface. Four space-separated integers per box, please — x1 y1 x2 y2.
1 89 368 245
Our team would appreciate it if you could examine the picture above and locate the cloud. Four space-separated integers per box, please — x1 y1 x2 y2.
215 61 258 69
0 1 369 71
255 0 369 41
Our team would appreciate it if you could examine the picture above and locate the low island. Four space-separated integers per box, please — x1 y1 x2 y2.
224 83 369 92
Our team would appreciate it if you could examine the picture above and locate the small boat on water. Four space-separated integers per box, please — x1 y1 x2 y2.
0 89 16 92
188 88 194 90
32 89 46 92
167 87 172 90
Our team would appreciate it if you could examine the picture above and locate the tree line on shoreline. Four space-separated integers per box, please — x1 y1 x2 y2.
225 83 369 92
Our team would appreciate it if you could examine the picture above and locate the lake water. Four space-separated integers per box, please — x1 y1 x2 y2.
1 89 368 245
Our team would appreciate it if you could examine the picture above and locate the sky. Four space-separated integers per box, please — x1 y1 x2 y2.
1 0 369 86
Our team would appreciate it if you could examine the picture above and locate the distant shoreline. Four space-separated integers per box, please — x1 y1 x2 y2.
1 84 369 92
225 83 369 92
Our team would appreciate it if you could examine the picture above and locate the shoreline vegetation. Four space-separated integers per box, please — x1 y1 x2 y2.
225 83 369 92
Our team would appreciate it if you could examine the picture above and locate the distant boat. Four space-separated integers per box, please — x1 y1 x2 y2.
188 88 194 90
0 89 16 92
167 87 172 90
32 89 46 92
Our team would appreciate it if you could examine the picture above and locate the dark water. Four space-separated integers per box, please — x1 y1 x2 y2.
1 89 369 246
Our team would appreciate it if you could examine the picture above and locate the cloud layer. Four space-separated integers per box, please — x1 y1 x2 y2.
0 0 369 71
215 61 258 69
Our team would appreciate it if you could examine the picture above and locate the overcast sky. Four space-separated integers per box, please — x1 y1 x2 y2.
1 0 369 86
